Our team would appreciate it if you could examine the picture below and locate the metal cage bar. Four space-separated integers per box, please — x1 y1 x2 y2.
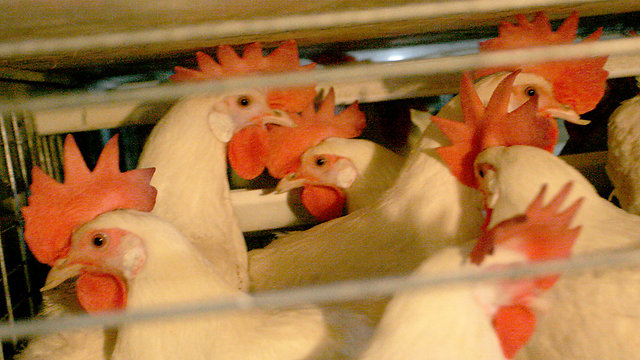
0 113 47 358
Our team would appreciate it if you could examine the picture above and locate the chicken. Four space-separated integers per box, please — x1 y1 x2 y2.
171 41 368 223
237 89 367 222
137 89 291 289
138 41 316 290
359 183 582 360
606 78 640 214
264 89 367 181
275 137 405 217
14 285 115 360
179 41 366 186
17 134 157 359
473 11 608 119
410 11 608 151
44 209 373 360
174 41 318 181
248 71 558 314
472 145 640 360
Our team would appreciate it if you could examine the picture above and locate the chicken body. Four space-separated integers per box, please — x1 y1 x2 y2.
358 246 508 360
277 137 406 213
249 71 556 324
607 89 640 214
359 180 581 360
137 92 271 290
17 135 154 360
475 145 640 360
15 280 111 360
250 127 484 291
50 210 372 360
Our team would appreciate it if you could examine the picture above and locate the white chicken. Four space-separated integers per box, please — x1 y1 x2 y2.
437 71 585 125
606 79 640 214
18 135 157 360
140 41 316 290
44 209 373 360
359 183 583 360
14 279 111 360
248 70 556 318
409 11 608 151
137 89 291 290
473 145 640 360
275 137 406 213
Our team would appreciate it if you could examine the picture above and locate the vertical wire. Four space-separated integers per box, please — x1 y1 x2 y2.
8 113 35 317
34 137 48 178
0 115 16 348
52 135 64 182
22 114 38 176
37 137 55 181
12 113 30 195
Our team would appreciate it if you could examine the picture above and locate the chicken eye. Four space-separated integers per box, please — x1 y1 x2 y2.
92 233 107 248
237 96 251 107
477 169 485 178
315 156 327 167
525 87 536 97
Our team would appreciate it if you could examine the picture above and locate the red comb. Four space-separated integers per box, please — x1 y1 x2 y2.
433 71 557 189
471 182 583 265
21 135 157 265
267 87 318 114
479 12 579 51
171 40 318 114
266 88 366 179
170 40 316 81
229 89 366 180
475 11 608 114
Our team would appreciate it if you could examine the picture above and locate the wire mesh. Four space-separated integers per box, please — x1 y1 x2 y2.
0 112 51 358
0 2 637 357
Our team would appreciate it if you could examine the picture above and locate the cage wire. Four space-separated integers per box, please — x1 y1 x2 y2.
3 36 640 114
0 112 53 358
0 0 639 357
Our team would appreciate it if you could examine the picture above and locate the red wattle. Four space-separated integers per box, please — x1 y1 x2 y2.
76 272 127 313
301 186 346 222
470 207 494 265
228 126 269 180
493 305 537 359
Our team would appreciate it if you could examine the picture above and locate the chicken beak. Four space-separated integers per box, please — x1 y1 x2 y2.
261 109 297 128
275 173 308 193
475 163 499 210
41 259 84 292
543 105 590 125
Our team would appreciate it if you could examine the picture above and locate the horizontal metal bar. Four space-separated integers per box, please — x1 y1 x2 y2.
1 36 639 113
0 247 639 340
0 0 605 58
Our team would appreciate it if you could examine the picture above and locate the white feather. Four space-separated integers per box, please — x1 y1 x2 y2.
15 279 113 360
475 145 640 360
302 137 406 211
358 246 502 360
360 231 549 360
74 210 372 360
607 89 640 214
18 92 254 359
249 119 485 321
137 94 248 290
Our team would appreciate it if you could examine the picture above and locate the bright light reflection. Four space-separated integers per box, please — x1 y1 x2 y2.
387 54 405 61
